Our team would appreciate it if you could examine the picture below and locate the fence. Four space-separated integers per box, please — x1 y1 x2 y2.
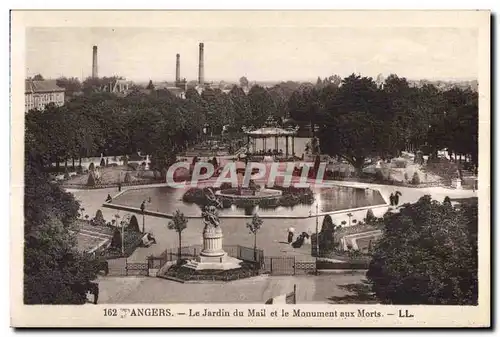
260 256 317 276
125 261 149 276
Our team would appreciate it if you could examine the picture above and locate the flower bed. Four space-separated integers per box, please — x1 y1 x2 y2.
75 219 115 235
161 261 259 282
182 186 314 210
334 222 381 240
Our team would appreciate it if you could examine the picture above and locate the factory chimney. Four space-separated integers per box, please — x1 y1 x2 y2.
175 53 180 83
92 46 98 78
198 43 204 85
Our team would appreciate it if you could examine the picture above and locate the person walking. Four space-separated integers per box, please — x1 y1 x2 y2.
287 227 295 244
394 193 400 206
389 193 394 206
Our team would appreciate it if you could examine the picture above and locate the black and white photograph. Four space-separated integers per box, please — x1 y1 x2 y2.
10 10 490 328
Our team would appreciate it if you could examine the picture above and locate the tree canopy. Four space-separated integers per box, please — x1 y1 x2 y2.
367 196 478 305
24 160 98 304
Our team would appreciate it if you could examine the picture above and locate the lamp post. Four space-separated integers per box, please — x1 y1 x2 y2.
140 197 151 233
347 213 353 227
114 213 124 256
140 201 145 233
315 201 319 259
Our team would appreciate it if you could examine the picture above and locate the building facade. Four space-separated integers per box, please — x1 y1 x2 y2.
101 79 130 95
25 79 65 113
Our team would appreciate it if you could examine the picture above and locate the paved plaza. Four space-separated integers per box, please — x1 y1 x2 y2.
96 272 366 304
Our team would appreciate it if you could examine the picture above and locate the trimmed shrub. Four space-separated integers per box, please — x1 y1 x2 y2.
124 172 132 183
319 215 335 254
100 158 105 167
110 228 122 249
129 215 140 232
76 165 83 174
64 170 70 180
443 196 452 205
404 172 409 181
365 209 375 223
88 162 95 171
87 172 96 186
93 209 106 226
411 172 420 185
375 169 384 182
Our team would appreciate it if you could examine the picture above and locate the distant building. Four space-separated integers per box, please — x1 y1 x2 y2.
25 79 65 113
100 79 130 96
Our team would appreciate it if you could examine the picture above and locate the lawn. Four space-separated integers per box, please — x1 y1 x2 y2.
76 233 107 252
75 219 115 235
355 236 381 253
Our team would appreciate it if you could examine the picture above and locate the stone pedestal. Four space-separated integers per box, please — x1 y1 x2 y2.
200 226 225 257
183 226 243 271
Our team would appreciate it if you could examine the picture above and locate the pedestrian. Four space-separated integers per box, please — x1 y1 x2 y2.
394 193 399 206
287 227 295 244
389 193 394 206
118 182 122 192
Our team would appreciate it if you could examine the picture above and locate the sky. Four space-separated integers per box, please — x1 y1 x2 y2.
25 27 478 83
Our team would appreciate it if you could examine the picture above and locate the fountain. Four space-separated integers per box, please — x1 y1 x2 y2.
215 173 281 201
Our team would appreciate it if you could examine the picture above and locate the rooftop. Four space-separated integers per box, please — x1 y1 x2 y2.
25 79 65 93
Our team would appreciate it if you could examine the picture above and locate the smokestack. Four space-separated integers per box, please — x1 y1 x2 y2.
175 54 180 83
92 46 98 78
198 42 204 85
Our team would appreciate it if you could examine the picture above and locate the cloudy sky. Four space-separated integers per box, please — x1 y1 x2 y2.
26 26 478 82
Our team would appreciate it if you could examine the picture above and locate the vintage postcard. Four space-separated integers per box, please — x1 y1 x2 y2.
10 10 490 328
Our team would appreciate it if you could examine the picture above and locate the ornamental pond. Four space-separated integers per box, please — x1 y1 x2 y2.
108 184 387 219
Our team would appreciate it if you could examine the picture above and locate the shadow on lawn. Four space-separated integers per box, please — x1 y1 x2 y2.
328 280 379 304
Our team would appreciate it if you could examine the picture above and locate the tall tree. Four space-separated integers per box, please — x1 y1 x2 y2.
318 74 397 173
247 85 276 127
167 210 188 265
146 80 155 90
246 214 263 262
56 77 82 96
24 160 98 304
239 76 249 88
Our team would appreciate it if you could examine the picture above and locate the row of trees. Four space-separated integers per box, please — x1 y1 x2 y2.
287 74 478 173
25 80 303 173
26 73 477 179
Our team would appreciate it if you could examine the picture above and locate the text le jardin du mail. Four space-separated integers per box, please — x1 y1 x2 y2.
187 308 407 318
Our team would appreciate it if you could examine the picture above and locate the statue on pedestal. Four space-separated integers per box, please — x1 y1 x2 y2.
183 187 243 271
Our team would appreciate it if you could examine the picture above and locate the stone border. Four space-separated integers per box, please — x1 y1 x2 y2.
101 181 390 220
157 274 267 284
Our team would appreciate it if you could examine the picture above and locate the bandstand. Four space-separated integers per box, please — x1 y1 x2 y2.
242 118 299 159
